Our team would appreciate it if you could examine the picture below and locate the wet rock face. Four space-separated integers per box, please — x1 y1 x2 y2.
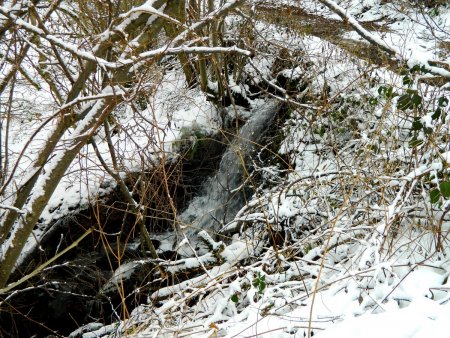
0 132 229 337
1 226 160 337
0 93 294 337
0 261 105 337
0 191 138 337
180 100 281 244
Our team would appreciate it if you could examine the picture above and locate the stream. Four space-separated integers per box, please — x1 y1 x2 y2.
178 100 280 252
0 2 398 336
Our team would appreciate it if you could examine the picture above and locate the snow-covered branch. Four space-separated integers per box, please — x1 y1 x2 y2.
0 1 250 71
317 0 450 79
120 2 185 29
317 0 397 56
0 204 24 214
0 6 114 65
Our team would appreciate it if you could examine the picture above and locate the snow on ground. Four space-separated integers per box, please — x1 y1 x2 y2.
260 0 449 73
2 0 449 337
220 227 450 338
1 64 219 264
120 2 450 337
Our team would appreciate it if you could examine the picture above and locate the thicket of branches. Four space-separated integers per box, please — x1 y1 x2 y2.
0 0 253 288
0 0 449 337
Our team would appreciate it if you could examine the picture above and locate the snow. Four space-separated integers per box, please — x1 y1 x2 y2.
218 242 450 338
2 0 450 337
318 0 398 55
102 260 147 294
0 7 112 67
127 1 450 335
318 299 450 338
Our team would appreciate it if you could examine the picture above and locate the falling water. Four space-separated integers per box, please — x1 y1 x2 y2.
179 100 280 242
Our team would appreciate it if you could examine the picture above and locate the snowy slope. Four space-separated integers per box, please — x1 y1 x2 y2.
1 0 449 337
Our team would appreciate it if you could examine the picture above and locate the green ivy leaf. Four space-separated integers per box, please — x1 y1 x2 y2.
431 107 441 120
397 94 412 110
385 86 395 98
398 92 422 110
400 67 409 76
411 93 422 107
440 182 450 198
403 75 412 86
438 96 448 107
378 85 395 99
430 189 441 204
411 64 422 73
230 294 239 303
411 118 423 131
252 273 266 294
423 127 433 135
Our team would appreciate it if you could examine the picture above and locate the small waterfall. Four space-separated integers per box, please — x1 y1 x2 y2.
179 100 280 240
